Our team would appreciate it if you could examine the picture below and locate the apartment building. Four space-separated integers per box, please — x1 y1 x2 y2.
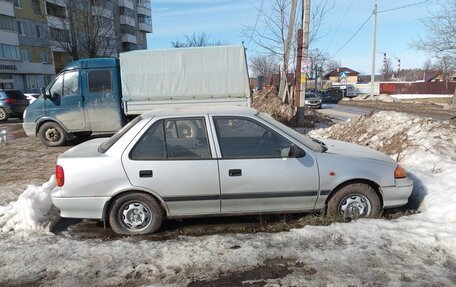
0 0 152 92
0 0 54 92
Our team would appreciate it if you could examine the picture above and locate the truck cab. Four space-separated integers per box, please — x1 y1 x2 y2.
23 58 125 146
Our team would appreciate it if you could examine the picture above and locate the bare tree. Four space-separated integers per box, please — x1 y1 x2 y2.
379 57 394 80
46 0 120 61
172 32 225 48
249 54 279 78
411 0 456 104
422 58 434 72
243 0 334 102
323 59 341 74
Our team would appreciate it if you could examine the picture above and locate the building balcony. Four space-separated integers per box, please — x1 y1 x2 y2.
122 34 137 44
137 5 151 16
119 15 136 26
138 22 152 33
0 30 19 46
91 6 113 18
0 1 14 17
118 0 134 10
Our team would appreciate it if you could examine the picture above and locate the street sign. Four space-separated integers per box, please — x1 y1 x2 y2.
340 85 347 89
301 58 311 74
340 79 347 85
340 71 348 78
301 74 307 83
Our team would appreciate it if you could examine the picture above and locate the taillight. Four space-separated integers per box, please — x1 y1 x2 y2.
394 165 407 179
5 98 16 104
56 165 64 187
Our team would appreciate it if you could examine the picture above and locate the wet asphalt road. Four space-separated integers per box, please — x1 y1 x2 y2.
317 104 372 121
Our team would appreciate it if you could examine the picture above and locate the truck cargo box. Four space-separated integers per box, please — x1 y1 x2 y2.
119 45 251 115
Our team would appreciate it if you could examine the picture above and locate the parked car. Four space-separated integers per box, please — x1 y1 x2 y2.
52 107 413 235
24 93 41 104
0 90 30 121
320 90 343 103
304 92 322 109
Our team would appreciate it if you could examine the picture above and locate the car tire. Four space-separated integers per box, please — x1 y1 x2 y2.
109 193 164 235
327 183 382 219
38 122 67 147
0 108 7 121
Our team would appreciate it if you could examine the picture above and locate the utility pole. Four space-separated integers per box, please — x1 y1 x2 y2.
370 0 377 97
298 0 311 125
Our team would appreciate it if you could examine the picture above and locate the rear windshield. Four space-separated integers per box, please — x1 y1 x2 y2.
98 116 142 153
2 90 26 99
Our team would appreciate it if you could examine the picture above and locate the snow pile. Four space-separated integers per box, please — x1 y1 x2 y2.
310 111 456 161
0 176 60 233
0 111 456 286
347 94 400 102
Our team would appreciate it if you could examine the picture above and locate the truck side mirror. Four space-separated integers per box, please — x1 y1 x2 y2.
41 87 49 99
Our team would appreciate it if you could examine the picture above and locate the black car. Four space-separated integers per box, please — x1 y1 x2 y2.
0 90 30 121
320 90 343 104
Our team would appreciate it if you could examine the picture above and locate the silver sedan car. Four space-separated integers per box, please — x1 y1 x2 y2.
52 107 413 235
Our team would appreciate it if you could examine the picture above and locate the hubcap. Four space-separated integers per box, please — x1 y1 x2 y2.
121 202 151 231
339 194 372 218
45 128 61 142
0 109 5 120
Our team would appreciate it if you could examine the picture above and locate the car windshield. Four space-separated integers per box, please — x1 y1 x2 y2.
98 116 142 153
258 113 324 152
306 93 319 99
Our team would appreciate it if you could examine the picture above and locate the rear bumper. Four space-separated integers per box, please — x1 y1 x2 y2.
382 177 414 208
51 195 111 219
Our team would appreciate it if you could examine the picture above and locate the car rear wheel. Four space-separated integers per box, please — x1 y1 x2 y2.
38 122 67 147
109 193 164 235
327 183 381 219
0 108 7 121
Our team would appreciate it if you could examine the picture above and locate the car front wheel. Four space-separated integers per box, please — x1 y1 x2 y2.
327 183 382 219
109 193 164 235
38 122 67 146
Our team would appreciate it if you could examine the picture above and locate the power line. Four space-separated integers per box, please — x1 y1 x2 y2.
326 0 354 49
246 0 265 48
331 12 373 57
378 0 431 13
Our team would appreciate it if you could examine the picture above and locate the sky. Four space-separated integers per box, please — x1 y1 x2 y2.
147 0 440 75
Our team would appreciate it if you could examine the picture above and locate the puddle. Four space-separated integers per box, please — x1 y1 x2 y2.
0 123 27 143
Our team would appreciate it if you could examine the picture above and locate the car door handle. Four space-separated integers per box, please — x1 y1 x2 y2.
139 170 153 178
229 169 242 177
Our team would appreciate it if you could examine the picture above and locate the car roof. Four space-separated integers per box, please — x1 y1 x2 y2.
141 106 259 119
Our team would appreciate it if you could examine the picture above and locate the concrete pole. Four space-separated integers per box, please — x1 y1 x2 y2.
370 0 377 97
298 0 311 124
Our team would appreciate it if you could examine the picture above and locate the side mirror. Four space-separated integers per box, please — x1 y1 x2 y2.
41 87 50 99
289 144 305 158
281 144 305 158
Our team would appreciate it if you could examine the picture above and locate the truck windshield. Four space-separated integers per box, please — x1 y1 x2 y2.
98 116 142 153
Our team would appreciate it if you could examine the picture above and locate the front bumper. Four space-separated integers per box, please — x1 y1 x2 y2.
22 122 37 137
382 177 414 208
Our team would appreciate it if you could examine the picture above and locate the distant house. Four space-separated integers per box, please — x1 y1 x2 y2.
324 67 360 83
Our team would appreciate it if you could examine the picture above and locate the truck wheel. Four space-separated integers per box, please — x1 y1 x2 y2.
38 122 67 147
327 183 381 219
109 193 164 235
0 108 7 121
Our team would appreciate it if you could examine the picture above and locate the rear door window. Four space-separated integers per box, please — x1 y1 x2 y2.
130 117 211 160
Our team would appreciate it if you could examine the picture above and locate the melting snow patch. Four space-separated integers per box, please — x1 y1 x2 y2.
0 176 60 233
